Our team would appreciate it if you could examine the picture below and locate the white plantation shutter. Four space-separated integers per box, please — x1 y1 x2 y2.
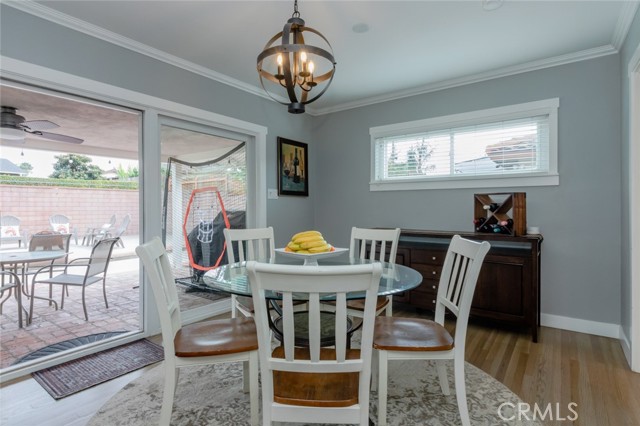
371 99 558 190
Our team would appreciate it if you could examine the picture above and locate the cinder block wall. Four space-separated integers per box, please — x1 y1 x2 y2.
0 185 139 240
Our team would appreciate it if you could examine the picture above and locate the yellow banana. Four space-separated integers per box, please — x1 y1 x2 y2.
292 230 321 240
300 239 327 249
309 244 331 253
287 241 301 250
294 235 324 244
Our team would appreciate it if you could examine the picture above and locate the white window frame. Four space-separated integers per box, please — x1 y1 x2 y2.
369 98 559 191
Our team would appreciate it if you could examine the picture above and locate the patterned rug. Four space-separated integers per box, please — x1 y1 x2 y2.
33 339 164 399
88 359 542 425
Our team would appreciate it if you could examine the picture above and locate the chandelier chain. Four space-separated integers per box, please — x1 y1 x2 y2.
292 0 300 18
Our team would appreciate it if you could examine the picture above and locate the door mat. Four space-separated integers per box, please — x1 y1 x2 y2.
32 338 164 399
14 331 127 365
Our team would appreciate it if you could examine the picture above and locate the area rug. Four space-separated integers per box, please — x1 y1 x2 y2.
33 338 164 399
88 360 542 426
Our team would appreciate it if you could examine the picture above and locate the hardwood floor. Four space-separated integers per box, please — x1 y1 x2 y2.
1 312 639 426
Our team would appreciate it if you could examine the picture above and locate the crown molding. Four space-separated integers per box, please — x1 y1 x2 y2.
313 45 618 115
612 1 640 50
3 0 275 103
3 0 628 117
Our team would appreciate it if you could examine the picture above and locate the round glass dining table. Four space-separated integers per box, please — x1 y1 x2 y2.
202 258 423 301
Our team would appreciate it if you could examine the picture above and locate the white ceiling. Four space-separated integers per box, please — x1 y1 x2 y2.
3 0 636 157
6 0 638 115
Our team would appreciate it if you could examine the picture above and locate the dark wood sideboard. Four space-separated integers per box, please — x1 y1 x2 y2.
392 229 543 342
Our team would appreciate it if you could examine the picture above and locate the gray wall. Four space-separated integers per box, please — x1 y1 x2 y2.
0 5 315 246
1 5 635 327
314 55 622 325
620 9 640 343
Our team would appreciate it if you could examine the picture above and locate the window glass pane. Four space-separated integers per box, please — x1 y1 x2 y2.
372 100 557 189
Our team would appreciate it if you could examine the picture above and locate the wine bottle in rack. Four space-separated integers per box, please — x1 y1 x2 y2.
483 203 499 212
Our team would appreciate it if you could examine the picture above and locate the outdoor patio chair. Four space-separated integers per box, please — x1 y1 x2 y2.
82 214 116 246
0 215 28 248
136 237 259 426
28 238 119 322
95 214 130 248
0 271 23 328
24 231 73 307
49 214 78 245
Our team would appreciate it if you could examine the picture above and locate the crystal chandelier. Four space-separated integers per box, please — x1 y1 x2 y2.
257 0 336 114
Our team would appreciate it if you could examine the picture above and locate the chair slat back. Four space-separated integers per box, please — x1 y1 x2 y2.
0 215 20 227
29 232 72 265
116 214 131 235
247 261 381 375
435 235 491 328
350 227 400 263
86 238 118 278
224 227 275 263
136 237 182 353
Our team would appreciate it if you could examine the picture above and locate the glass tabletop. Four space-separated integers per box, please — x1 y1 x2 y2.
202 258 423 300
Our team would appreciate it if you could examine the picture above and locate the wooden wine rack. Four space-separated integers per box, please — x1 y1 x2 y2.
473 192 526 236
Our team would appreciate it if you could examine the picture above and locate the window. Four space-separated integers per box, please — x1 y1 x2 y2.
370 98 559 191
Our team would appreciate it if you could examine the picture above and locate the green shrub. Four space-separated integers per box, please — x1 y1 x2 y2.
0 175 138 190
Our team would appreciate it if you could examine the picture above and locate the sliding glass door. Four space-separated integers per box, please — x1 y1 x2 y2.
159 117 250 317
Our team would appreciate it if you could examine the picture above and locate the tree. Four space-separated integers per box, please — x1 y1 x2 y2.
19 162 33 176
50 154 103 180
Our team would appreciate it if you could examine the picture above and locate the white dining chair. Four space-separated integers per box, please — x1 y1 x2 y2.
323 227 400 318
247 260 382 426
136 237 259 426
223 226 276 318
372 235 490 426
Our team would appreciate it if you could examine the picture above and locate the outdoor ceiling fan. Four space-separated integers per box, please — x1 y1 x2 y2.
0 106 84 144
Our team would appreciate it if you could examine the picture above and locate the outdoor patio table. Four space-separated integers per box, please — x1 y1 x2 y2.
0 250 67 326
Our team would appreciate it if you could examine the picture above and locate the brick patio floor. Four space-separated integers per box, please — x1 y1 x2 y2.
0 236 227 369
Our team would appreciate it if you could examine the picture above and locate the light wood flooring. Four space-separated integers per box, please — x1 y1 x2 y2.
1 309 639 426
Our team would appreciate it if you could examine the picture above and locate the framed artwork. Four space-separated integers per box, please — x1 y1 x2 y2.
277 137 308 196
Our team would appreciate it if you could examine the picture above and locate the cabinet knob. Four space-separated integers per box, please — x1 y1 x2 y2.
432 285 436 290
432 271 436 275
432 256 436 260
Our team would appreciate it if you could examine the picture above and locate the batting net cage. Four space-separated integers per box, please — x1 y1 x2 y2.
162 143 246 291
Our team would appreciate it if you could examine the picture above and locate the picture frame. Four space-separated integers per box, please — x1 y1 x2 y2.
277 137 308 196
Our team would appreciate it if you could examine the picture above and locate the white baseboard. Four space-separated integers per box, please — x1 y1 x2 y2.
540 313 620 339
619 326 632 368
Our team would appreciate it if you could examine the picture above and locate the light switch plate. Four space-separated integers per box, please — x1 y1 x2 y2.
268 188 278 199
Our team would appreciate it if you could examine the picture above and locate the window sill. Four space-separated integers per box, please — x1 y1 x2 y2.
369 174 559 191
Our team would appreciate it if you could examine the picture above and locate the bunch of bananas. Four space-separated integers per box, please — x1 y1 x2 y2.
285 230 334 254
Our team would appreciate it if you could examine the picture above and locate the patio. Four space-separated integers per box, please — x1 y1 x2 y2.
0 235 226 369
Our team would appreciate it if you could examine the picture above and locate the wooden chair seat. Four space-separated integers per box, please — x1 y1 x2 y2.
174 317 258 357
373 316 453 351
271 344 361 407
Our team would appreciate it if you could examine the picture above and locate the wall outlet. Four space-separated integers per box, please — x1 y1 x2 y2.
267 188 278 199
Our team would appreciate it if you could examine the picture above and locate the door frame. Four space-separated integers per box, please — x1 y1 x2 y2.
0 56 267 381
629 45 640 372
